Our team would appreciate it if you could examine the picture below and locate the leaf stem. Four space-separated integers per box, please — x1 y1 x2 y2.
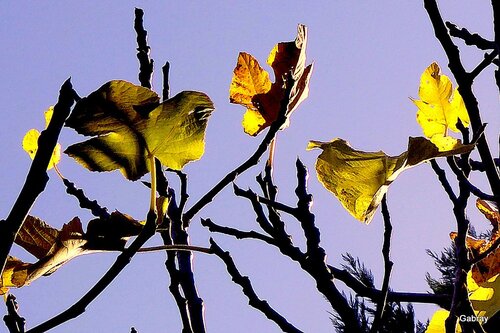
149 154 157 213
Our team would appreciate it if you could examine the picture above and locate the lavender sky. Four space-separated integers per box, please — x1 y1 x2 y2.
1 1 498 332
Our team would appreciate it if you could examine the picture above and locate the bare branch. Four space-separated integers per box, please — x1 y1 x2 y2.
0 79 75 278
209 239 304 333
370 195 394 333
446 22 496 50
201 218 278 245
134 8 154 88
3 295 25 333
62 178 110 220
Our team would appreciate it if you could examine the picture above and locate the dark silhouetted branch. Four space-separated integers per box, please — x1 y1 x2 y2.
3 295 25 333
446 22 495 50
424 0 500 205
209 239 304 333
183 74 295 226
431 159 458 204
201 218 277 245
134 8 154 88
447 157 495 201
27 210 157 333
370 195 393 333
0 79 75 277
63 178 110 220
162 62 170 102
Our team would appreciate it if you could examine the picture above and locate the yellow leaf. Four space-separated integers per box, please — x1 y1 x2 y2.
476 199 500 228
22 128 61 170
426 309 461 333
65 80 215 181
412 62 470 151
468 272 500 319
308 137 474 223
229 52 272 109
229 24 313 136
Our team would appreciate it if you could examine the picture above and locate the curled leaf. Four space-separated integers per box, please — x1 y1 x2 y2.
308 137 474 223
229 24 313 136
411 62 470 151
65 80 215 181
22 106 61 170
0 212 142 295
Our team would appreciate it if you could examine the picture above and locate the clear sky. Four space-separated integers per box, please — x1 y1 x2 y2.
1 1 498 332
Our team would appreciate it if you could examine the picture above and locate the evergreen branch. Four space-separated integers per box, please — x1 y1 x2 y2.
209 239 304 333
0 79 75 278
329 265 451 308
370 195 394 333
27 211 158 333
62 178 110 220
134 8 154 88
445 22 496 50
183 74 295 226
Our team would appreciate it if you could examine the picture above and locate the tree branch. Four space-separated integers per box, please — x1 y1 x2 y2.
209 239 304 333
62 178 110 220
201 218 278 245
0 79 75 278
445 22 496 50
3 295 25 333
424 0 500 205
183 74 295 226
370 195 393 333
134 8 154 88
27 211 158 333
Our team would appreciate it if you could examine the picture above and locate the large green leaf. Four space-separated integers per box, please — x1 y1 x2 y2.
65 80 215 180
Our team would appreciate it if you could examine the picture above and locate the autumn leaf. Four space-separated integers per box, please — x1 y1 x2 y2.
0 212 142 295
229 24 313 136
425 309 462 333
307 137 474 223
425 272 499 332
22 106 61 170
411 62 470 151
65 80 215 181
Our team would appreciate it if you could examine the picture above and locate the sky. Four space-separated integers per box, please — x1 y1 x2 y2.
1 1 498 332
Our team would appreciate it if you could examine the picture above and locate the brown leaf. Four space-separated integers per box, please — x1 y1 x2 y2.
1 212 143 295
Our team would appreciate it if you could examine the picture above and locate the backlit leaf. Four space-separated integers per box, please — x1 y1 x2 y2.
229 24 313 136
0 212 142 295
411 62 470 151
467 272 500 319
425 309 461 333
307 137 474 223
65 80 215 181
450 224 499 284
22 106 61 170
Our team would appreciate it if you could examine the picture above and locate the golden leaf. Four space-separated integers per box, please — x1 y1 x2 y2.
229 24 313 136
308 137 474 223
411 62 470 151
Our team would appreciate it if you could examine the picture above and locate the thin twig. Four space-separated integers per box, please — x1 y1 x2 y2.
134 8 154 88
201 218 278 245
137 244 213 254
446 22 496 50
209 239 304 333
27 211 158 333
430 159 458 204
424 0 500 205
0 79 75 277
447 157 495 201
162 61 170 102
470 50 499 81
62 178 110 220
183 73 295 227
370 195 393 333
3 295 25 333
